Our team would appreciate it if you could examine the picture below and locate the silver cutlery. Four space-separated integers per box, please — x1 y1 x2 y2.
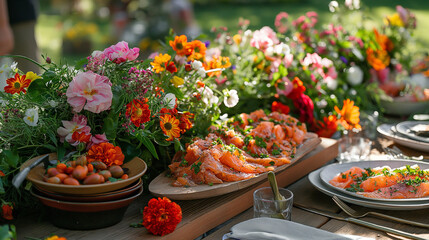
294 203 427 240
332 195 429 228
383 146 425 161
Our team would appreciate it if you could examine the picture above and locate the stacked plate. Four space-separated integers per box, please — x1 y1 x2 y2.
309 160 429 210
377 121 429 152
24 156 147 230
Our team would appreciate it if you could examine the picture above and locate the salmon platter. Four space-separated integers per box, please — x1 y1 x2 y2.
329 164 429 200
149 109 321 200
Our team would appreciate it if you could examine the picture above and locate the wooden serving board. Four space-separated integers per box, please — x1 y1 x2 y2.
149 133 321 200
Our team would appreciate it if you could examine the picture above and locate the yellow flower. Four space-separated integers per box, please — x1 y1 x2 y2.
233 34 242 45
160 114 181 141
150 53 171 73
220 56 232 68
384 13 404 27
171 76 184 87
25 71 41 81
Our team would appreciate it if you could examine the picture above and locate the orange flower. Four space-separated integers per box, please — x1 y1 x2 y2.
165 62 177 74
143 197 182 236
178 111 194 133
271 101 290 115
373 28 394 52
150 53 171 73
1 203 13 220
334 99 361 131
86 142 125 167
4 73 31 94
169 35 189 56
126 99 151 127
186 40 206 61
314 115 338 138
366 48 390 71
45 236 67 240
205 56 231 77
72 131 91 144
0 170 4 177
160 114 181 141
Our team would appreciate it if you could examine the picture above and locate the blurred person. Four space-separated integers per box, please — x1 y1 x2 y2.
162 0 201 38
7 0 40 73
0 0 13 55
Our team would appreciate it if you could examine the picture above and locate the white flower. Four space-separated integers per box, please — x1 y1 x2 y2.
91 50 103 58
191 60 203 70
48 100 58 107
223 89 239 108
23 108 39 127
345 0 360 10
325 77 338 90
328 1 339 12
164 93 176 109
346 66 364 86
199 87 219 106
316 99 328 109
197 68 206 78
274 43 290 56
0 63 14 92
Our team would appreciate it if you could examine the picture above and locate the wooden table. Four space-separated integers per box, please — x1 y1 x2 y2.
13 136 429 240
204 137 429 240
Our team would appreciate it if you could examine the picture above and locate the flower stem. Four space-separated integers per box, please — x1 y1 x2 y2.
1 55 48 71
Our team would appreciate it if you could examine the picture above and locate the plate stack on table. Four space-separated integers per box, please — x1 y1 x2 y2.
377 121 429 153
309 160 429 210
22 155 147 230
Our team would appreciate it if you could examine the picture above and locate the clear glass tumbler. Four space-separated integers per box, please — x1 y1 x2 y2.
253 187 293 220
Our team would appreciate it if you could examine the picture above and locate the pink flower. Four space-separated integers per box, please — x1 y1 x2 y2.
87 133 109 149
276 77 293 96
251 26 279 51
57 115 91 144
66 71 113 113
274 12 289 34
293 93 314 124
86 50 107 72
104 41 140 64
283 54 294 68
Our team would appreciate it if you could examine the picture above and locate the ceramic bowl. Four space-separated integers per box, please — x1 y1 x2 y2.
380 99 429 116
31 184 143 230
23 155 147 195
35 179 142 202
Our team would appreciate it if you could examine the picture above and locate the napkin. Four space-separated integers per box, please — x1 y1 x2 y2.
223 217 374 240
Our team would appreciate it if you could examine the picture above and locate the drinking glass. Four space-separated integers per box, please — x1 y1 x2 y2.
253 187 293 220
337 136 372 163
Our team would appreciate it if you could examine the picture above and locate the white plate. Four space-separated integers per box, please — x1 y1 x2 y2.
396 121 429 143
377 124 429 152
308 167 429 210
380 99 429 116
319 160 429 202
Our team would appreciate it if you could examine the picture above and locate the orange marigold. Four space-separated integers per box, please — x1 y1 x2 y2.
334 99 361 131
169 35 189 56
4 73 31 94
1 203 13 220
366 48 390 71
142 197 182 236
86 142 125 167
186 40 206 61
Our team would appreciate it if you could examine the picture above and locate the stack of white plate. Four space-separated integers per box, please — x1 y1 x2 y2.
309 160 429 210
377 121 429 152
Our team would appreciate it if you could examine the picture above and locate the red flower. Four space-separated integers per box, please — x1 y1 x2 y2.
178 111 194 133
1 203 13 220
160 107 178 116
166 62 177 73
72 131 91 144
143 197 182 236
293 93 314 124
4 73 31 94
86 142 125 167
314 115 338 138
287 77 306 100
126 99 151 127
0 170 4 177
271 101 290 115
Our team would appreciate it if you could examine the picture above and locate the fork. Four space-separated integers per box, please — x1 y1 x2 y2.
383 146 425 161
332 195 429 228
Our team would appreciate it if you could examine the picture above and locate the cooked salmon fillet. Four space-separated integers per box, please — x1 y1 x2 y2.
169 109 308 187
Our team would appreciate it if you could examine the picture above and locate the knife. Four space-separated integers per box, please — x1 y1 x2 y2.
294 203 427 240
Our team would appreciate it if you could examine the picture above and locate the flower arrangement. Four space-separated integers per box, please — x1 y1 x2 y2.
0 37 237 213
142 197 182 236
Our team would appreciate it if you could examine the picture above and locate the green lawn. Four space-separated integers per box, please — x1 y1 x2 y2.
36 0 429 62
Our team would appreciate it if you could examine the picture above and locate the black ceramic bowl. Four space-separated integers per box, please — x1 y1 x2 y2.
31 185 143 230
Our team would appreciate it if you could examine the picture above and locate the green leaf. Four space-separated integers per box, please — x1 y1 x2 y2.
56 146 66 161
0 224 14 240
272 72 281 82
165 86 184 99
27 79 48 103
103 117 118 141
278 64 288 77
174 138 184 152
75 57 88 69
3 150 18 168
153 131 171 147
43 144 57 151
120 142 142 163
47 130 58 146
134 131 159 159
0 179 4 194
108 177 119 182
